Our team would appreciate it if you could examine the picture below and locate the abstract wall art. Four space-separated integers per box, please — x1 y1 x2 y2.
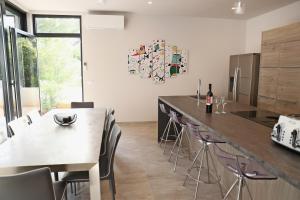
128 40 188 84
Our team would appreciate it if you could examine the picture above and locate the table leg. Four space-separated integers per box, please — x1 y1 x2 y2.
89 163 101 200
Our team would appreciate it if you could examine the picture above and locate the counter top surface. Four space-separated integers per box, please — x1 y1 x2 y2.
159 96 300 189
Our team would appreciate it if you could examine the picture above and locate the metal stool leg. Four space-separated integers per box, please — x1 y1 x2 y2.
208 147 224 198
159 118 171 147
223 178 239 200
183 146 204 186
237 177 243 200
244 180 253 200
194 145 206 200
173 126 185 172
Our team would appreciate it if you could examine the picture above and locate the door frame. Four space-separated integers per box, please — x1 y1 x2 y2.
10 27 40 117
0 0 12 126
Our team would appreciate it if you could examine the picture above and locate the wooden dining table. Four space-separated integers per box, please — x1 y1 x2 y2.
0 108 106 200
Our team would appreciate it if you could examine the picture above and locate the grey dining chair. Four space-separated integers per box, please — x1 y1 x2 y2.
71 102 94 108
27 110 41 124
101 113 116 158
63 124 122 200
0 167 67 200
7 116 30 137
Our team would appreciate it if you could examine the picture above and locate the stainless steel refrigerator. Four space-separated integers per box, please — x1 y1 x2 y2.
228 53 260 106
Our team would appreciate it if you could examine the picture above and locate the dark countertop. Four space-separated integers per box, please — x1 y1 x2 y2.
159 96 300 189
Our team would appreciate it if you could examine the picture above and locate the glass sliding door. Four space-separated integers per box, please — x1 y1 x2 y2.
10 28 40 117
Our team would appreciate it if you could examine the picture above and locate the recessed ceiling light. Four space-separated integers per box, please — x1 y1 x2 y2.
147 1 153 5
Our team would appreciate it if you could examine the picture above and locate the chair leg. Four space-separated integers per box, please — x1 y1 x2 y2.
244 179 253 200
237 177 243 200
173 127 184 172
109 179 116 200
70 182 73 194
160 118 171 146
74 182 77 196
169 131 181 161
208 147 224 198
194 145 205 200
112 173 116 194
223 178 239 200
162 120 172 153
183 146 204 186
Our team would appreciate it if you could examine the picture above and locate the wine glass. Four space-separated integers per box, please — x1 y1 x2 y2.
220 96 227 114
214 97 220 114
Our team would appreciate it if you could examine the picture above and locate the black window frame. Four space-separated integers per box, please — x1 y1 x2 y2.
4 0 27 31
32 14 84 101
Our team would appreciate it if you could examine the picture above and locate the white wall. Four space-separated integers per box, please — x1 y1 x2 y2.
82 15 246 122
245 1 300 53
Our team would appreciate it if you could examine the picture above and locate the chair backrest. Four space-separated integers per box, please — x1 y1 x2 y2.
27 110 41 124
106 124 122 177
0 167 56 200
101 114 116 156
170 110 180 124
8 116 30 136
159 103 168 114
186 122 202 140
213 144 240 175
71 102 94 108
103 108 115 131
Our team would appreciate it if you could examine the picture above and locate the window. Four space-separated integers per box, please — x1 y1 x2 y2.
4 1 27 30
33 15 83 112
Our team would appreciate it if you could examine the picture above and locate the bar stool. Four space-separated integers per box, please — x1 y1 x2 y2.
168 110 194 172
159 104 179 153
183 122 225 200
213 144 277 200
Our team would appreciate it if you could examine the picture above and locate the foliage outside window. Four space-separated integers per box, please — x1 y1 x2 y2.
17 37 39 87
34 15 82 112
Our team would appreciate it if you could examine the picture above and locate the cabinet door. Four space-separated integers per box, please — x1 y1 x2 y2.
258 68 279 99
261 44 279 68
280 40 300 68
277 68 300 103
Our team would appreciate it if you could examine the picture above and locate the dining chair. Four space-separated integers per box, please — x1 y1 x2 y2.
27 110 41 124
71 102 94 108
7 116 30 137
63 124 122 200
0 167 67 200
101 113 116 158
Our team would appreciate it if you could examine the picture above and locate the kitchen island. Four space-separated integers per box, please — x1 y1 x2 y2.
158 96 300 198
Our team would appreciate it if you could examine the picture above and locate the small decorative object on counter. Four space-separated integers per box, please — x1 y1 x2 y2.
54 113 77 126
206 84 213 113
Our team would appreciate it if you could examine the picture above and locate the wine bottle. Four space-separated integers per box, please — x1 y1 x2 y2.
206 84 213 113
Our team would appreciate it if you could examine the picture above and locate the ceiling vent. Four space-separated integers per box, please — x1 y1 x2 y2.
84 14 124 30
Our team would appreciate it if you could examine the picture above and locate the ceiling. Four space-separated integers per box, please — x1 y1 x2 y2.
14 0 299 19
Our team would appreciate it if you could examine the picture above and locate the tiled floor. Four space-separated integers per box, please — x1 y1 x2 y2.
67 122 223 200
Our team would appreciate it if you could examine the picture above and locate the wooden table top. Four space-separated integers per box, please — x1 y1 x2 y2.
159 96 300 189
0 108 106 174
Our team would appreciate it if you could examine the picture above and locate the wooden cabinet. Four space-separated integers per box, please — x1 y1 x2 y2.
258 22 300 114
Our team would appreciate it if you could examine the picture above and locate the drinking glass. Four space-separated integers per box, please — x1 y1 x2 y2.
220 96 227 114
214 97 221 114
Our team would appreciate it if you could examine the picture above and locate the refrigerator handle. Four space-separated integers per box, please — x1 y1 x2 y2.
233 68 237 102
